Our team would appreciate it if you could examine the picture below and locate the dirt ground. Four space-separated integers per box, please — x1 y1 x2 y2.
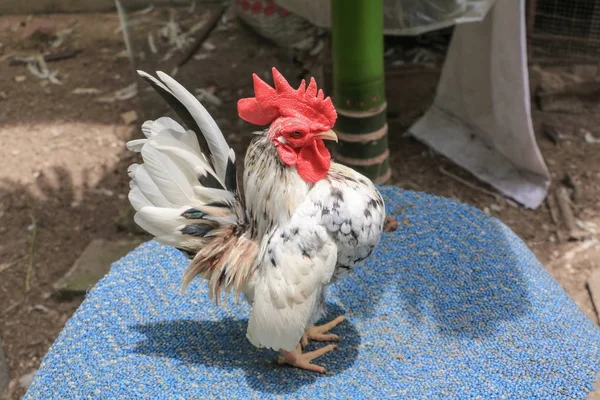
0 8 599 400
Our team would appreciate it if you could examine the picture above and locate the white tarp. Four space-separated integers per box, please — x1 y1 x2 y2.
409 0 550 208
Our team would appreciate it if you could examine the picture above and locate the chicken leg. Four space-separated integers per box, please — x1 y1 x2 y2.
277 343 338 374
301 315 345 348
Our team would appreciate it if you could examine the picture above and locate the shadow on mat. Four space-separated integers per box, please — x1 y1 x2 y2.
130 303 359 394
337 190 533 339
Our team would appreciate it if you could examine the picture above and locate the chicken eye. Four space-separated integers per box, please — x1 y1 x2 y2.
290 131 303 138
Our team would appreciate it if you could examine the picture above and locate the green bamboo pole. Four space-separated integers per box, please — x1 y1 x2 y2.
331 0 390 183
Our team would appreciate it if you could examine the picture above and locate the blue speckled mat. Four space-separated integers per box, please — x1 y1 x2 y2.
25 187 600 399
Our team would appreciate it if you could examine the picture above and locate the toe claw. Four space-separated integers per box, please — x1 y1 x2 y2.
301 335 309 349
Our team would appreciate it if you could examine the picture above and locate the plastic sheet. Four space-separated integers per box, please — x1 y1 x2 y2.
275 0 496 36
409 0 551 208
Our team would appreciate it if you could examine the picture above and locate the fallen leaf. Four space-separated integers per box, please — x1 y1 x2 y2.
384 216 398 232
120 110 138 125
72 87 101 95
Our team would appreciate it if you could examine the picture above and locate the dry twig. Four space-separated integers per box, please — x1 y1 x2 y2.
439 167 501 202
555 186 589 240
177 4 226 67
546 192 565 242
8 49 82 66
96 83 137 103
1 301 21 317
0 255 26 274
25 214 37 293
550 238 599 268
563 172 581 204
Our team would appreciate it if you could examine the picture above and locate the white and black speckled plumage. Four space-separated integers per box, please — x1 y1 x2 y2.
242 135 385 351
127 71 385 353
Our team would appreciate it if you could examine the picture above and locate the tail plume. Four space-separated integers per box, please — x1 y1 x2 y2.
127 71 257 299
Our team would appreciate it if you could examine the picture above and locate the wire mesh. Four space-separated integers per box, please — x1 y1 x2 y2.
528 0 600 62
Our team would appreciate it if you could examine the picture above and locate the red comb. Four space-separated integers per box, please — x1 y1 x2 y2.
237 67 337 130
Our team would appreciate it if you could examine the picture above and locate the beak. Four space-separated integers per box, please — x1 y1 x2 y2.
316 129 338 142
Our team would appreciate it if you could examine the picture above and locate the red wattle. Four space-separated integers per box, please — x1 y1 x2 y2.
276 144 297 166
296 139 330 183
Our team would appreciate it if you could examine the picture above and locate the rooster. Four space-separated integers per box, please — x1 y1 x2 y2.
127 67 385 373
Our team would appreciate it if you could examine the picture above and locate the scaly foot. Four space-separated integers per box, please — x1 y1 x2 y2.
301 315 345 348
277 343 338 373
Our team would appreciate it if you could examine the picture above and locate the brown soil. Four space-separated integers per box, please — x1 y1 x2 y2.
0 9 599 400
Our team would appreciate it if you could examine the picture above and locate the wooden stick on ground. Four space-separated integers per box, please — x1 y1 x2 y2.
546 191 565 242
555 186 589 241
177 4 226 67
8 49 83 66
438 167 501 202
24 214 37 293
564 172 581 204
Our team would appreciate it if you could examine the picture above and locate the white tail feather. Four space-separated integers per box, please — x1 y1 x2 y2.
128 186 152 211
127 70 241 258
126 139 146 152
155 71 231 183
141 117 185 138
148 135 218 182
192 186 235 203
136 206 188 234
140 144 196 206
129 164 176 208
